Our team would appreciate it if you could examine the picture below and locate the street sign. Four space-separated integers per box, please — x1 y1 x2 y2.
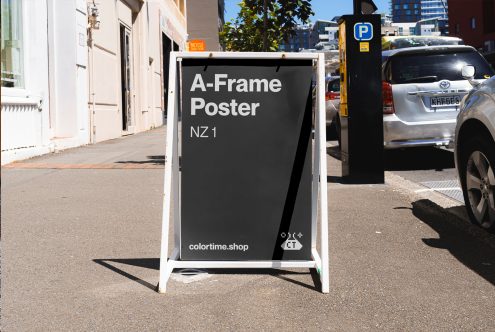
158 52 329 293
353 22 373 41
187 39 206 52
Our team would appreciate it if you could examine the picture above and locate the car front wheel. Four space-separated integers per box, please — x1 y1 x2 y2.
460 135 495 231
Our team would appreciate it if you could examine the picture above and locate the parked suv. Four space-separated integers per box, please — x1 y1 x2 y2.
455 69 495 231
381 45 493 149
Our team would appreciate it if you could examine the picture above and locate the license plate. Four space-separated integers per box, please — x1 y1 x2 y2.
430 95 461 107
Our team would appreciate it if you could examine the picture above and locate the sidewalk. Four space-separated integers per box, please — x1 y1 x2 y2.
2 126 495 331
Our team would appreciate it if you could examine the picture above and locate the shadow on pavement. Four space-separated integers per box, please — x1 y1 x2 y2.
385 147 454 171
411 199 495 286
93 259 321 292
327 145 341 160
115 155 165 165
93 259 158 291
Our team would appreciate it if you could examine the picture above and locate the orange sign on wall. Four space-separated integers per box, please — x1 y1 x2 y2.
187 40 206 52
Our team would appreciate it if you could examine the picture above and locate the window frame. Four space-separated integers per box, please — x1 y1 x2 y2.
1 0 27 95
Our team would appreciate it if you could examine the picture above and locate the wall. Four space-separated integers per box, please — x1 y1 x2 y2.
186 0 221 51
87 0 187 143
1 0 88 165
448 0 495 51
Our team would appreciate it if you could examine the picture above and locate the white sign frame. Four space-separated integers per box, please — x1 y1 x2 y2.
158 52 329 293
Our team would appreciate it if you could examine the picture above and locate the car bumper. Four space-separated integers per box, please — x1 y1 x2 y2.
383 114 456 149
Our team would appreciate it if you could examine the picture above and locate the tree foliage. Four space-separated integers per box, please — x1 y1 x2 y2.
220 0 314 52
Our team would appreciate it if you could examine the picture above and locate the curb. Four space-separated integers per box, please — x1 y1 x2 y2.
385 171 495 249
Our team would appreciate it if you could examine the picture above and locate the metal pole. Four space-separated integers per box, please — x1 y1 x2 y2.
353 0 361 15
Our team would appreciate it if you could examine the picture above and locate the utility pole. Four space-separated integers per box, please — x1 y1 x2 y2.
263 0 268 51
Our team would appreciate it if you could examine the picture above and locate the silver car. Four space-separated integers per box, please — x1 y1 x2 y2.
381 45 494 149
455 69 495 231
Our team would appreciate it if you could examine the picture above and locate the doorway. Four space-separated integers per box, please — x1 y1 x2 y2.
162 33 172 117
120 24 132 131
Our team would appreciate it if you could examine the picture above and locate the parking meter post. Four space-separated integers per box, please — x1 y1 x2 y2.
353 0 362 14
338 15 384 184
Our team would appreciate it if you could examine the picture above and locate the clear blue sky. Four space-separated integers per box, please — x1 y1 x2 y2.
224 0 391 23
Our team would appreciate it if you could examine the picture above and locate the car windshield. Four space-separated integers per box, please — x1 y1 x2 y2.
327 79 340 92
389 50 494 84
390 37 461 49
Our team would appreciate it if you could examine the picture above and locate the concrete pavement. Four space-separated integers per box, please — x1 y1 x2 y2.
2 127 495 331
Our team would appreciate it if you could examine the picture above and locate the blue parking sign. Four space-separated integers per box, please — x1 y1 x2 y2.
354 22 373 41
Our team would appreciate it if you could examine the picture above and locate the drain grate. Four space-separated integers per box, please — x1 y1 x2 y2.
420 180 464 203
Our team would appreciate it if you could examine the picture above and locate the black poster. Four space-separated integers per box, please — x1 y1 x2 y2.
181 58 313 260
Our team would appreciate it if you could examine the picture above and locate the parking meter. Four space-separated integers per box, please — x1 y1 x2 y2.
338 14 384 183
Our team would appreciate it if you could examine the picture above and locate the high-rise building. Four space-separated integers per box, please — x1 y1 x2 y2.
390 0 448 23
421 0 448 20
391 0 421 23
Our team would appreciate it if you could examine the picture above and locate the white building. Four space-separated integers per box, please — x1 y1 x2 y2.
1 0 89 164
1 0 187 165
392 22 417 36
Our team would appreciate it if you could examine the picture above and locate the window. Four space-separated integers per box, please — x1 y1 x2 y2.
403 4 409 9
471 17 476 29
455 23 460 34
1 0 24 88
389 50 494 84
483 0 495 33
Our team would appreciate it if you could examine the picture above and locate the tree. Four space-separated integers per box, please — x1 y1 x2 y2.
220 0 314 52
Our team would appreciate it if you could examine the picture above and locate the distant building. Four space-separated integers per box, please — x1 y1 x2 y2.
391 0 421 23
421 0 448 20
390 0 447 23
309 20 338 49
381 13 393 26
393 22 417 35
415 17 449 36
279 24 311 52
448 0 495 66
187 0 225 51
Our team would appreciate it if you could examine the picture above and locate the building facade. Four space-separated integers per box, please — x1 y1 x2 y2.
448 0 495 65
391 0 421 23
421 0 448 20
1 0 187 164
186 0 224 51
391 0 447 23
1 0 89 164
309 20 338 49
279 24 311 52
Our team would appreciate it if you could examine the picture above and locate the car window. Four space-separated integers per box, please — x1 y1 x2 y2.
327 79 340 92
389 50 494 84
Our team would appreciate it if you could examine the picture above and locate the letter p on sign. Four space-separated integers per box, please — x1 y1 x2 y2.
354 22 373 41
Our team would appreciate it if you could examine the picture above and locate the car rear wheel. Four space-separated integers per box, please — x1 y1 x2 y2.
460 135 495 231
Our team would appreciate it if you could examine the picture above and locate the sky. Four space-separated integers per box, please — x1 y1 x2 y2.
224 0 391 23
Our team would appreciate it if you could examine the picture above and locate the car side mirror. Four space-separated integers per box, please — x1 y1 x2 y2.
462 65 479 87
461 65 475 80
